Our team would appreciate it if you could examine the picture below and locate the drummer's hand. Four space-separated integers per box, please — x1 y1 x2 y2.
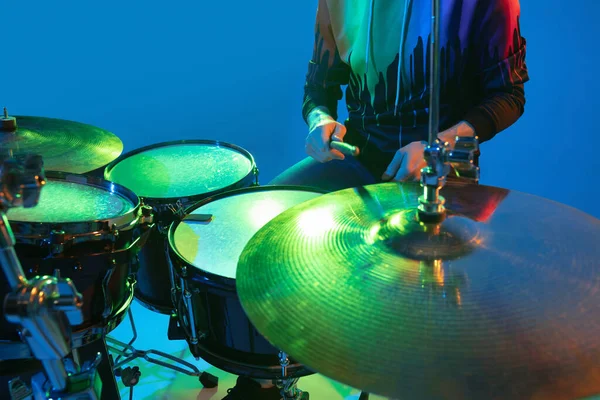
305 108 347 163
381 122 476 182
382 141 427 182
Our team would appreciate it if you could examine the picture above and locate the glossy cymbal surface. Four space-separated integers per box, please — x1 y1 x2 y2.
0 116 123 174
237 182 600 400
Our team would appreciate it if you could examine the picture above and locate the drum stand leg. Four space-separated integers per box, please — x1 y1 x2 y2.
276 352 308 400
105 308 218 395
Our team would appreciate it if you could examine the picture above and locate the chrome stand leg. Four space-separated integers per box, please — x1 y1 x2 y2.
276 352 308 400
105 309 218 389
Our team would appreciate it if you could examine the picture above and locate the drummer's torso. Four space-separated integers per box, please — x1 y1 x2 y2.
325 0 483 149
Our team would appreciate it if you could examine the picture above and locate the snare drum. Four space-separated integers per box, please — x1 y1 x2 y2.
0 172 146 359
104 140 258 314
167 186 324 379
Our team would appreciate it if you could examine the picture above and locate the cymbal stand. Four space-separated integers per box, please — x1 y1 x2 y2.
0 154 104 399
275 351 308 400
418 0 480 223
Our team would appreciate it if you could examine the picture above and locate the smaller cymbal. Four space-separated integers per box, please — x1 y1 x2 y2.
0 109 123 174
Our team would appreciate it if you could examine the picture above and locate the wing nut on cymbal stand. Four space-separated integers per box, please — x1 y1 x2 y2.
418 137 480 223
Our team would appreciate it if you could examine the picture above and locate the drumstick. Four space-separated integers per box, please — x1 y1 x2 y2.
183 214 213 223
330 141 360 157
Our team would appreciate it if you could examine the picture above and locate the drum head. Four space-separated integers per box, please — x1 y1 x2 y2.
7 176 135 224
105 141 255 199
172 188 323 280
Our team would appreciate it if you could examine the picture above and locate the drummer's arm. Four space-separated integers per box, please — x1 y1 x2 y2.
302 0 351 126
449 0 529 146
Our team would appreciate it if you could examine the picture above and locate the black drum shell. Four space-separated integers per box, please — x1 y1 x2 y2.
0 237 135 341
0 171 142 358
167 185 325 379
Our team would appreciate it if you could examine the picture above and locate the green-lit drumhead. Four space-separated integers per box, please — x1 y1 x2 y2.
7 180 135 223
105 143 255 199
172 189 323 280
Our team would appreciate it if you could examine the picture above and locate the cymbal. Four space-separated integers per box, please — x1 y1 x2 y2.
0 113 123 174
237 182 600 400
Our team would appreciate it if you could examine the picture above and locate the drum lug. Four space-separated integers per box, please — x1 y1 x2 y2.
101 259 117 319
44 230 68 255
167 200 187 224
110 224 119 247
252 166 260 186
166 244 178 312
137 204 154 225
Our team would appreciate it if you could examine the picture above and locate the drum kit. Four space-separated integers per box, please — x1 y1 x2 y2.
2 4 600 399
0 107 324 399
2 114 600 400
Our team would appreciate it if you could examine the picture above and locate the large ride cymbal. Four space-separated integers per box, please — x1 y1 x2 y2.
237 182 600 400
0 113 123 174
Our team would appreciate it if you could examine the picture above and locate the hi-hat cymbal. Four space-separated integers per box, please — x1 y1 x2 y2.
237 182 600 400
0 112 123 174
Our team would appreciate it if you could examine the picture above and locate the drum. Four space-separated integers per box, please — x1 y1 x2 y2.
104 140 258 314
167 186 324 379
0 172 148 359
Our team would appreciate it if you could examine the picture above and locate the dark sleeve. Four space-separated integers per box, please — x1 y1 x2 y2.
463 0 530 143
302 0 351 123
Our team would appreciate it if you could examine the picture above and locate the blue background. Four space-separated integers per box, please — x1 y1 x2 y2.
4 0 600 218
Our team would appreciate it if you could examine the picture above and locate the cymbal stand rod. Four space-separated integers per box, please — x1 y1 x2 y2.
0 211 28 290
427 0 441 147
0 154 44 290
418 0 449 223
419 0 481 221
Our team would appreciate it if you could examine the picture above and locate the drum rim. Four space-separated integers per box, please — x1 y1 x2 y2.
103 140 258 205
7 171 141 239
167 185 327 286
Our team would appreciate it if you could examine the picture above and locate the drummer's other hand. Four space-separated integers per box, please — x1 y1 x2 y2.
438 121 476 149
382 141 427 182
305 108 346 163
